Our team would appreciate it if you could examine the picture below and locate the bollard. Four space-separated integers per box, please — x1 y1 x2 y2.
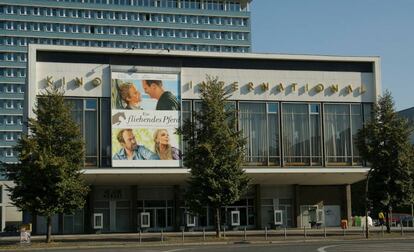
284 227 287 239
139 229 142 244
161 229 164 243
304 226 306 239
265 227 268 241
203 228 206 241
182 229 184 242
244 227 247 241
223 227 226 238
401 224 404 236
324 226 326 238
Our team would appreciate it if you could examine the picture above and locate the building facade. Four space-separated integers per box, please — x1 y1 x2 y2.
0 0 251 230
28 45 380 233
398 107 414 144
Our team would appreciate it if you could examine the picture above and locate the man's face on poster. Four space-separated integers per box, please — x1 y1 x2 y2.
121 130 137 151
142 81 157 99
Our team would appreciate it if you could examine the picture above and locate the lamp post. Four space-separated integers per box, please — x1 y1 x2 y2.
365 168 373 239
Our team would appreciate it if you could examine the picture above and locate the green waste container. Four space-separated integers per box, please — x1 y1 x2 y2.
355 216 361 227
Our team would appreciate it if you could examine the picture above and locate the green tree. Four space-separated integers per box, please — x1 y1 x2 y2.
1 87 89 243
357 90 414 233
179 76 250 238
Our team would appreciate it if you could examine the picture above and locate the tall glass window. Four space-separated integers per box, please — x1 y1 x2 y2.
239 102 279 166
351 104 363 165
66 98 109 168
324 104 352 165
282 103 322 166
100 99 111 167
282 103 310 166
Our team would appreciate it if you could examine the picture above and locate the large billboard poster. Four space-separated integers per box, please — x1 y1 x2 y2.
111 72 181 167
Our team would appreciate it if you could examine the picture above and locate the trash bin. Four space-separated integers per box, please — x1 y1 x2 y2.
341 219 348 229
355 216 361 227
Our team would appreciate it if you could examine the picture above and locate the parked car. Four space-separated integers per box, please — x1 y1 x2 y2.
387 213 411 226
400 215 414 227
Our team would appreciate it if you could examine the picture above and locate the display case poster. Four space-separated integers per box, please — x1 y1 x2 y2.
111 72 181 167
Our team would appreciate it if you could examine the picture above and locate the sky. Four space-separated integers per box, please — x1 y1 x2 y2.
250 0 414 111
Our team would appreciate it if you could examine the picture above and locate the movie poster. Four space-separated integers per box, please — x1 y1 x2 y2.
111 72 181 167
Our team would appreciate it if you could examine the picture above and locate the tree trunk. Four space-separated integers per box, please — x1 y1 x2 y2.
215 207 221 238
46 215 52 243
385 210 391 233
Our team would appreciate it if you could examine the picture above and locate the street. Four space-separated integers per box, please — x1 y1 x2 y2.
9 238 413 252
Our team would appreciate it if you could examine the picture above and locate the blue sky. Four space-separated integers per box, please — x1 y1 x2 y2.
251 0 414 111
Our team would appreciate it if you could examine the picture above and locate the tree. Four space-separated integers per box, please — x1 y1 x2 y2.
179 76 250 238
357 90 414 233
1 87 89 243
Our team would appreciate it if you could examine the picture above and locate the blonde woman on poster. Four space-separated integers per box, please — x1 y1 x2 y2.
118 82 142 110
153 129 181 160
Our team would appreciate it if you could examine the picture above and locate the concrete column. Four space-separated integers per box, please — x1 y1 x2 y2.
130 185 137 232
344 184 352 223
255 184 261 229
294 185 300 228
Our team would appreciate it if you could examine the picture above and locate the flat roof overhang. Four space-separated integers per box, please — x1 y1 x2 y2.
82 168 369 186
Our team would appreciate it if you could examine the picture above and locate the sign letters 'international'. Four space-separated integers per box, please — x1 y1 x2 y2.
111 72 181 167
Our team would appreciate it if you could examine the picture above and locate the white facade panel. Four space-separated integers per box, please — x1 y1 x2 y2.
35 62 111 98
181 68 376 103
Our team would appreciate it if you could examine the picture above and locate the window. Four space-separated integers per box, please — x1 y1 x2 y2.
5 116 14 125
324 104 356 166
239 102 280 166
96 11 103 19
19 7 28 15
5 100 14 109
5 132 14 141
281 103 322 166
5 149 13 157
33 7 40 15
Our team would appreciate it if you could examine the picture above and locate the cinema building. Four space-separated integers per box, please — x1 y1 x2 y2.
27 45 380 234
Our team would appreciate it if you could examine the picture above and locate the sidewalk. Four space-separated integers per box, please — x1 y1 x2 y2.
1 227 413 250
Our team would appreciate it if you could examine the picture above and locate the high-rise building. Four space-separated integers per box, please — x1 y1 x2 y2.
0 0 252 164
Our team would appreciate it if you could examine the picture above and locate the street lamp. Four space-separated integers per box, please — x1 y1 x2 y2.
365 168 373 239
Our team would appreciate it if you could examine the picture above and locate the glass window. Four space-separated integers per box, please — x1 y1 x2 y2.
282 104 311 166
324 104 352 165
239 102 279 166
351 104 363 165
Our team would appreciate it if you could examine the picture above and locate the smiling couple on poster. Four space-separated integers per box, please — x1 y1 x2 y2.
111 72 181 167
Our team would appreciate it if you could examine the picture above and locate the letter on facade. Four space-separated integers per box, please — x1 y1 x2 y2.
347 85 353 93
248 82 254 91
75 77 84 87
277 83 284 92
291 83 298 92
232 82 239 92
92 77 102 87
315 83 324 93
330 84 339 93
261 82 269 91
46 76 53 86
